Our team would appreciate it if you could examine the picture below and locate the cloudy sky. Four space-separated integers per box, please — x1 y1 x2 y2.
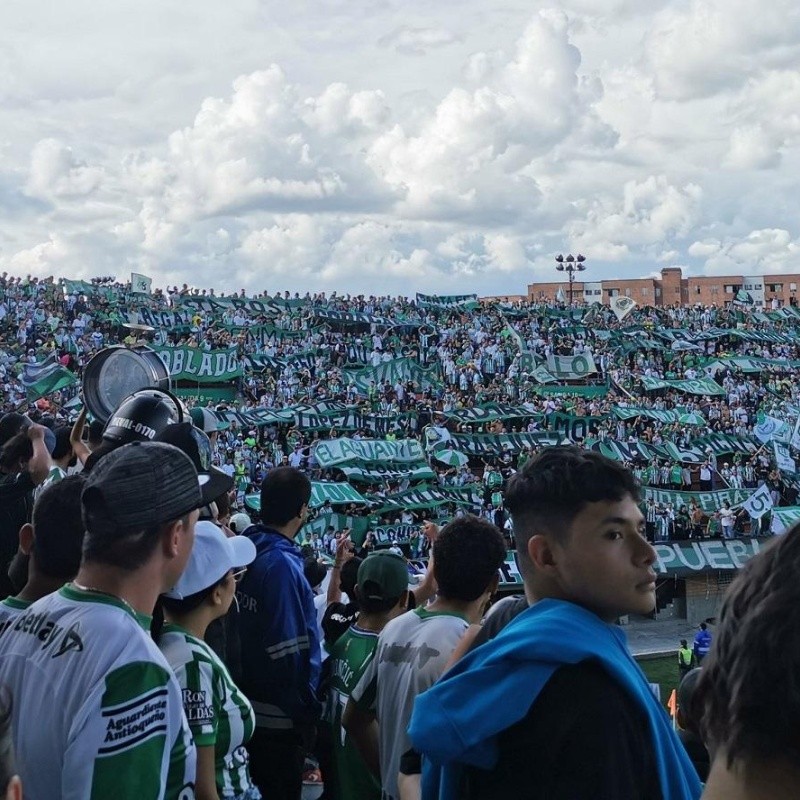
3 0 800 296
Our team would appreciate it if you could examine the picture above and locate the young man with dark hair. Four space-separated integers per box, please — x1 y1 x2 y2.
345 514 506 800
327 551 409 800
236 466 321 800
409 446 701 800
0 441 203 800
696 524 800 799
0 475 86 629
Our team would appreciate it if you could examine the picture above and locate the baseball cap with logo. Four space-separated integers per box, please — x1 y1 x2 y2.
164 520 256 599
155 422 233 506
82 441 205 531
357 551 408 602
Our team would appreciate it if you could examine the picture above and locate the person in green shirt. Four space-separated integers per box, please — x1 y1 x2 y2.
326 552 409 800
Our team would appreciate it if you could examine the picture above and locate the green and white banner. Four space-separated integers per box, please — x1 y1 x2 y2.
652 538 767 576
771 506 800 534
153 345 242 383
296 410 402 436
440 404 541 424
640 376 726 396
137 308 193 329
371 524 420 545
312 308 387 325
642 486 755 513
314 437 425 467
545 353 597 379
370 486 480 513
342 357 442 392
548 412 605 441
532 381 611 398
448 431 566 456
337 463 436 484
415 293 480 310
613 406 686 424
179 295 303 317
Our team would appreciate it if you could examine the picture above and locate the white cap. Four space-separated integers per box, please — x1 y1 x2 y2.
165 521 256 599
229 512 252 534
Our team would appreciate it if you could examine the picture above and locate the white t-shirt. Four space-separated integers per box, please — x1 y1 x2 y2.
351 608 468 800
0 595 32 634
0 585 196 800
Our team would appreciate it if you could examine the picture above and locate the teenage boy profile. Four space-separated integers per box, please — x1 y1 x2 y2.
409 446 701 800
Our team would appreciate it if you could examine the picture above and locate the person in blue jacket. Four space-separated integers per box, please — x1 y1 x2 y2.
237 466 321 800
693 622 712 664
408 446 701 800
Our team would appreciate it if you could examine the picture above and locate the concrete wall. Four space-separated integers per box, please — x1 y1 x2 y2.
685 574 732 625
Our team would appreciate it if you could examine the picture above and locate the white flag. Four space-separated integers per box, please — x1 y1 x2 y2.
610 295 637 321
755 415 788 444
740 483 773 519
773 442 796 475
555 286 566 303
131 272 152 294
791 417 800 451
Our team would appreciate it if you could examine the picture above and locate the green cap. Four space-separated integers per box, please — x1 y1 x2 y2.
357 551 408 602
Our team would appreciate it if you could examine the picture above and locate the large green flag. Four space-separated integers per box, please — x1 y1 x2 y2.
19 356 78 400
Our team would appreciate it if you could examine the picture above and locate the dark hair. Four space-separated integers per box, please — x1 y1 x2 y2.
677 668 703 735
82 439 121 475
432 515 506 602
0 431 33 471
51 426 73 461
359 589 405 615
505 446 639 574
32 475 85 580
0 687 14 792
260 467 311 527
160 574 228 617
340 557 362 599
82 492 191 570
694 525 800 768
304 557 327 589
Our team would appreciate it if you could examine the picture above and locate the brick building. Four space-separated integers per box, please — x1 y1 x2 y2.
525 267 800 308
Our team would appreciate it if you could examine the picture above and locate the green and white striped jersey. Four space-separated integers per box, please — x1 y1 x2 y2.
159 623 257 799
325 625 382 800
0 585 196 800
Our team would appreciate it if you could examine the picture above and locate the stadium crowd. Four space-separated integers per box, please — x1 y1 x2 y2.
0 272 797 799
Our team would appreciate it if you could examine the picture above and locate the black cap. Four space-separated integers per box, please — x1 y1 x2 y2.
155 422 233 506
82 441 205 531
0 413 26 447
